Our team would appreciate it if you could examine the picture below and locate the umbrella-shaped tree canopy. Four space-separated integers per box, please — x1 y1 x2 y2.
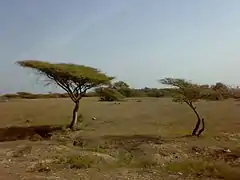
17 60 114 129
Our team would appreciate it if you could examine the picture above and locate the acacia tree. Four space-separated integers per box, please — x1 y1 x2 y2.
17 60 113 130
211 82 234 99
112 81 130 90
95 87 125 101
159 78 207 137
112 81 133 97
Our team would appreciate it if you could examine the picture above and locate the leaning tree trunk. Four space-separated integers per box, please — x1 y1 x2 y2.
197 118 205 137
69 100 80 130
189 103 202 136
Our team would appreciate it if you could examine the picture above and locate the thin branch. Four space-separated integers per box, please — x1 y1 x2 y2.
53 78 77 102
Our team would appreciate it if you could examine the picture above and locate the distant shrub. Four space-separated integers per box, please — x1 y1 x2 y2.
2 92 70 99
96 87 125 101
3 83 238 100
201 91 224 101
3 93 19 99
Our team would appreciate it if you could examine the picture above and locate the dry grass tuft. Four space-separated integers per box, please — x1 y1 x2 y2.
166 159 240 179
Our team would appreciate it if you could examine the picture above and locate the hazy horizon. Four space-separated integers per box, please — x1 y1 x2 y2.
1 0 240 93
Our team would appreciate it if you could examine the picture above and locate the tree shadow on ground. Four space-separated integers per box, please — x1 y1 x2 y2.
0 125 65 142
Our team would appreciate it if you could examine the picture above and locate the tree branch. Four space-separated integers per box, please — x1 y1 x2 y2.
50 77 77 102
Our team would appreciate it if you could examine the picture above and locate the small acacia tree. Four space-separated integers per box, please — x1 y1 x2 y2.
17 60 113 130
95 87 125 101
112 81 130 90
211 82 233 99
112 81 133 97
159 78 207 137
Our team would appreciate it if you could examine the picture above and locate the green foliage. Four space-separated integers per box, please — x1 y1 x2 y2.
96 87 125 101
112 81 132 97
159 78 208 136
201 90 224 101
212 82 229 91
159 78 203 104
112 81 130 90
159 78 230 102
17 60 113 85
2 88 167 99
117 88 133 97
3 92 69 99
16 60 114 102
211 82 233 99
159 78 233 136
5 69 235 101
141 87 164 98
3 86 235 100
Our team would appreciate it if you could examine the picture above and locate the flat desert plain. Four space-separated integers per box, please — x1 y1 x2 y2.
0 97 239 180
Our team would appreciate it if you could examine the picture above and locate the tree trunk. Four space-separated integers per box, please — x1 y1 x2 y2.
69 101 79 130
197 118 205 137
189 103 201 136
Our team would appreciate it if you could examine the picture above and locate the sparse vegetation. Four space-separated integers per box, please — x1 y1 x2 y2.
0 97 240 179
166 159 240 179
66 155 105 169
0 61 238 179
2 81 239 100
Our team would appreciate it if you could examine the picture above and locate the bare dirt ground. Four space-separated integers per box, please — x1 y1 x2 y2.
0 97 240 180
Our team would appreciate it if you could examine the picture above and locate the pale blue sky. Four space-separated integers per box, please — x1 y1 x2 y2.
0 0 240 93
